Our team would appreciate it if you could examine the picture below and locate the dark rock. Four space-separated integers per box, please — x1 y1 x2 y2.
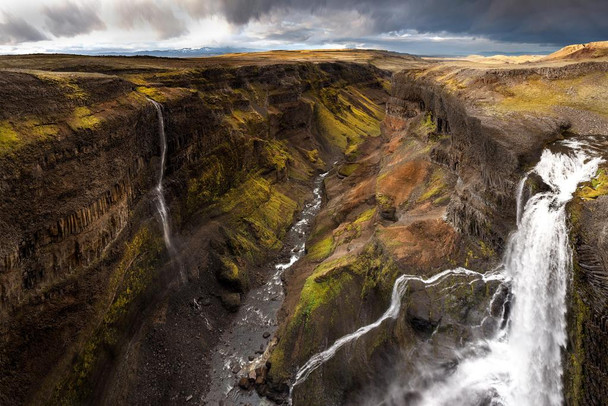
238 377 251 390
263 331 271 339
255 366 268 385
380 206 397 221
220 292 241 312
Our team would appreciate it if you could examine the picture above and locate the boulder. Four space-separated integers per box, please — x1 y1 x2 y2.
220 292 241 312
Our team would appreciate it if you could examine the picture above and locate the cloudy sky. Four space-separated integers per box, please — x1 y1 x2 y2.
0 0 606 56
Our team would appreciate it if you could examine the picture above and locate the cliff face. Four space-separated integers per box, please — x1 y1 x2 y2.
0 58 391 405
566 174 608 405
265 61 608 405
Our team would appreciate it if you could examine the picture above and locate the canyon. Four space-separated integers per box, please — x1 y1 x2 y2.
0 44 607 406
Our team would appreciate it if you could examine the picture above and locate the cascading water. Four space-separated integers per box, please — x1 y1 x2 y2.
414 141 603 406
289 140 603 406
149 99 183 280
290 268 504 396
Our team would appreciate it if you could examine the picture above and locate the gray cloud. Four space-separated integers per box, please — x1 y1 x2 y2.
182 0 608 46
0 13 48 44
118 1 188 39
43 1 105 37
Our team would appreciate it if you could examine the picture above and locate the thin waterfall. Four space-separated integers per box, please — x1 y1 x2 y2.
148 99 184 280
289 268 505 400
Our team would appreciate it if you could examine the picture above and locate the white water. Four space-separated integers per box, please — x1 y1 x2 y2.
515 171 531 225
289 141 603 406
290 268 505 395
415 142 603 406
149 99 173 249
149 99 184 280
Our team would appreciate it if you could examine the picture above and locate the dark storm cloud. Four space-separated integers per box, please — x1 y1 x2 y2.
118 1 188 39
0 13 48 44
190 0 608 45
43 1 105 37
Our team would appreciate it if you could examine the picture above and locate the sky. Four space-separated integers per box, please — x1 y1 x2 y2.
0 0 606 56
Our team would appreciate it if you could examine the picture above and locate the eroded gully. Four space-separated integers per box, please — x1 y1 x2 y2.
201 171 329 405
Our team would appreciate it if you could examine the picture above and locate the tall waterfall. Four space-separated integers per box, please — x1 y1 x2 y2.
149 99 182 279
416 141 603 406
289 140 603 406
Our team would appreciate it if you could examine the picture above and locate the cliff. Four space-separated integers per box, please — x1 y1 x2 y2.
0 54 397 405
264 59 608 405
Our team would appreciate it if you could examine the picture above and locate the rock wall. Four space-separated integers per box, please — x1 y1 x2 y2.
389 69 563 250
265 62 608 406
566 192 608 405
0 61 390 405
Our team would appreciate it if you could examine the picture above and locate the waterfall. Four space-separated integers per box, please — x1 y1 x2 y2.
149 99 183 279
289 140 603 406
290 268 504 398
414 141 603 406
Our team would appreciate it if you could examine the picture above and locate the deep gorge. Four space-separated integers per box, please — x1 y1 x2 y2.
0 52 607 406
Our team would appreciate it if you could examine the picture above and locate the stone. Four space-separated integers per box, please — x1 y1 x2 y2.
263 331 270 339
238 377 251 390
220 292 241 312
216 256 247 292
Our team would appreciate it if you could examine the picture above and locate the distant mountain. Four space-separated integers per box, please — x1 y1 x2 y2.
79 47 256 58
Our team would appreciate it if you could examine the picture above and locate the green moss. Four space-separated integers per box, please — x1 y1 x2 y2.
260 139 291 172
338 163 360 177
220 256 240 280
412 112 437 139
33 72 87 100
297 244 396 329
418 168 447 203
68 106 101 130
218 256 248 291
0 117 61 155
135 86 168 102
313 85 383 155
0 121 20 152
296 254 357 324
216 174 298 259
22 117 60 138
578 168 608 200
308 235 336 262
479 240 495 257
354 207 376 224
306 149 320 163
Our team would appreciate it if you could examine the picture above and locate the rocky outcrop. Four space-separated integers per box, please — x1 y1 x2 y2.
389 69 567 251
